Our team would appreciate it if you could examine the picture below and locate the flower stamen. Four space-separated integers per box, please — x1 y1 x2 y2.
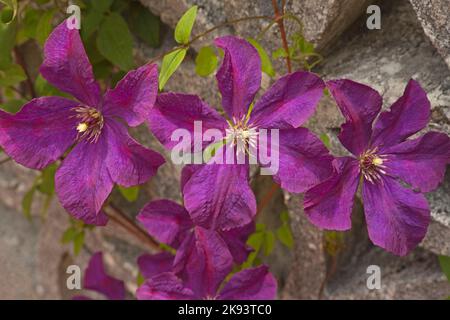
359 147 387 183
72 106 104 143
225 117 259 156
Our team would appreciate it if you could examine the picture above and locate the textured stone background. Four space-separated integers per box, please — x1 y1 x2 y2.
0 0 449 299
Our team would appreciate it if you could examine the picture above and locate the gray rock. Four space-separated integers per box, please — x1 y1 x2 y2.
409 0 450 69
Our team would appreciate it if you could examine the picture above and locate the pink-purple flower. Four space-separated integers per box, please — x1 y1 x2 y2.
304 79 450 256
149 35 333 230
74 252 125 300
0 21 164 225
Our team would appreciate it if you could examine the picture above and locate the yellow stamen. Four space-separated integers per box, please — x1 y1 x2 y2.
372 157 383 166
77 122 88 133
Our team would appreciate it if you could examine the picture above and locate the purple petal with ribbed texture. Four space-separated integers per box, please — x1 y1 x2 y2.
183 163 256 230
249 71 324 129
103 64 158 127
55 138 112 226
0 97 77 169
173 227 233 298
218 265 277 300
362 175 430 256
40 20 100 107
304 157 360 230
220 222 255 264
215 36 261 120
104 119 164 187
136 273 196 300
327 79 382 156
383 132 450 193
148 93 227 151
371 79 431 149
137 199 192 248
258 128 333 193
137 252 175 279
84 252 125 300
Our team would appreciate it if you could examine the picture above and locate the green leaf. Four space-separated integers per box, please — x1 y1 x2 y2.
81 7 104 40
203 139 226 163
0 63 26 86
118 185 139 202
247 231 264 252
320 133 331 149
97 13 134 71
22 186 36 220
16 9 39 44
0 0 17 23
276 223 294 248
73 231 85 256
195 46 218 77
37 163 56 195
174 5 197 44
127 2 160 48
438 255 450 282
272 47 292 59
263 231 275 256
35 9 55 45
159 48 187 90
91 0 113 13
136 272 145 286
248 38 275 77
1 98 25 113
0 19 17 68
61 227 77 244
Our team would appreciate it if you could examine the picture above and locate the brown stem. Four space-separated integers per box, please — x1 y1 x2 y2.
0 157 12 165
272 0 292 73
256 182 280 215
13 47 36 98
104 203 161 251
318 254 338 299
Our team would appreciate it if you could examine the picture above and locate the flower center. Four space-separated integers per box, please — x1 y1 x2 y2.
225 117 259 156
72 106 104 143
359 147 387 183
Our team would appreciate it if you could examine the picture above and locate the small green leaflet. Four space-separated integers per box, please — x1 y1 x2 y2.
320 133 331 149
174 6 198 45
195 46 218 77
276 211 294 248
127 2 160 48
35 9 55 45
248 38 275 77
0 63 25 86
91 0 113 13
438 255 450 282
159 48 187 90
118 185 139 202
97 13 134 71
22 185 36 220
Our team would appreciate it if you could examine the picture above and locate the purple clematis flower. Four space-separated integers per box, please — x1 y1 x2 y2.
136 225 276 300
149 36 333 230
136 199 254 273
304 79 450 256
73 252 125 300
0 21 164 225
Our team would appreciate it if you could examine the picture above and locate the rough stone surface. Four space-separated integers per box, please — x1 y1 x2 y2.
409 0 450 68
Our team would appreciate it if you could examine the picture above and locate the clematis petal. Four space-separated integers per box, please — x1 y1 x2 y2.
104 120 165 188
327 79 382 156
0 97 78 170
137 199 192 248
249 71 324 129
220 222 255 264
183 163 256 230
371 79 431 148
136 273 196 300
148 93 227 151
174 227 233 298
218 265 277 300
137 252 175 279
84 252 125 300
382 132 450 193
55 137 113 226
215 36 261 120
362 175 430 256
304 157 360 230
103 64 158 127
40 21 101 107
258 128 333 193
